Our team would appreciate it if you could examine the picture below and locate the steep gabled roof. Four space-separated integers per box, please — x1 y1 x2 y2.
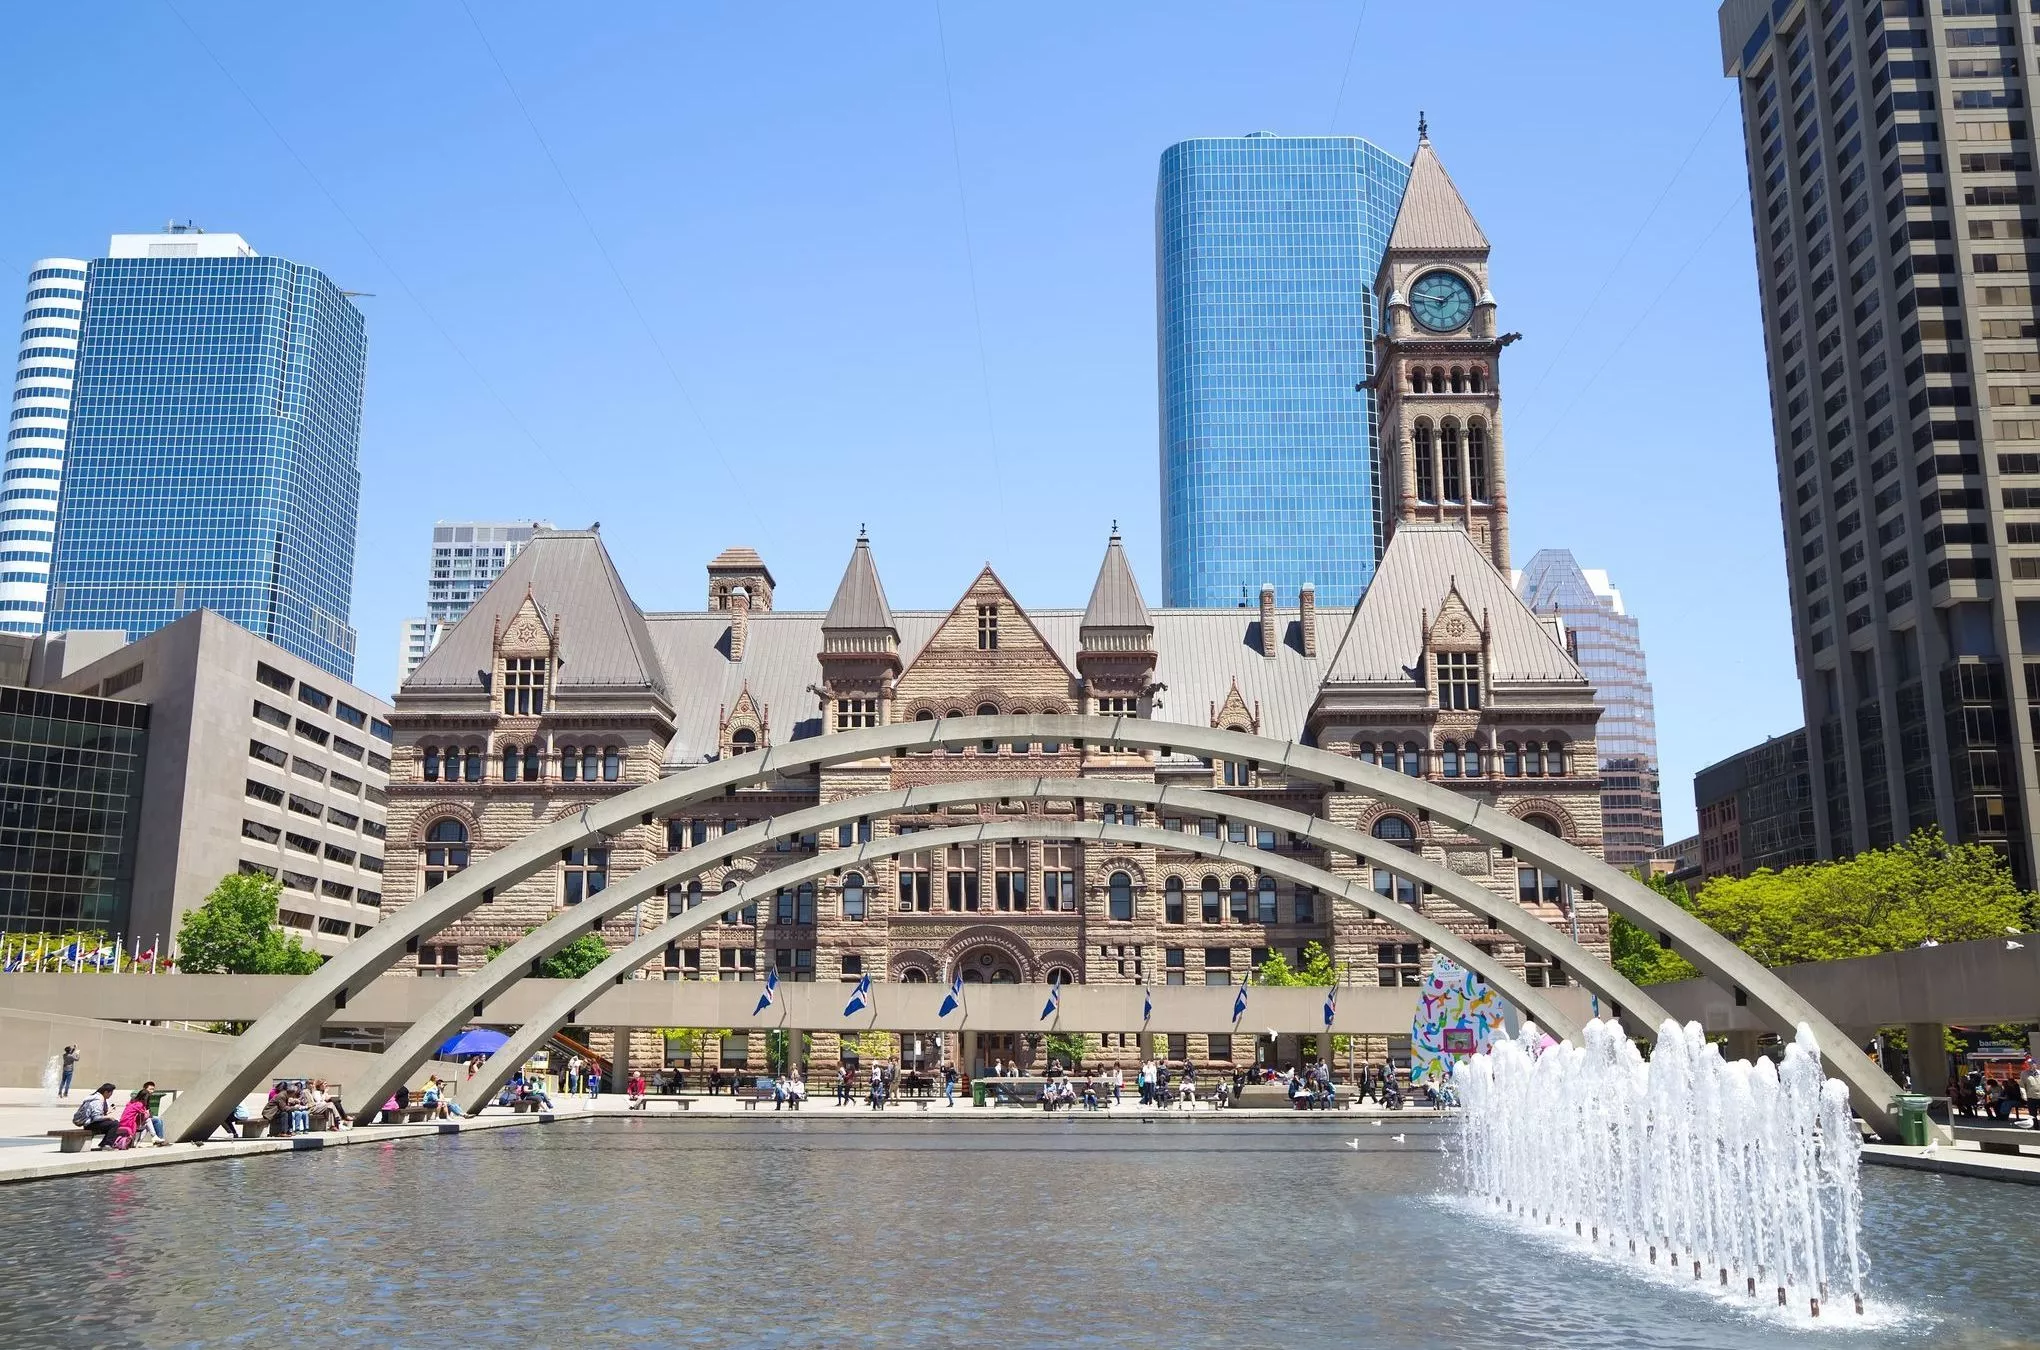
406 529 668 697
1081 529 1151 630
1320 525 1580 685
1385 134 1488 253
821 533 895 633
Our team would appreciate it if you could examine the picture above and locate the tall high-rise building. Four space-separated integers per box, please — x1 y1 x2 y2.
397 519 549 684
1517 549 1665 870
5 258 88 634
1720 1 2040 880
46 226 366 681
1158 132 1410 607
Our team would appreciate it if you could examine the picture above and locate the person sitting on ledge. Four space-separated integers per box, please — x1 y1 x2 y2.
72 1083 119 1148
307 1080 343 1131
421 1077 464 1119
515 1076 555 1110
132 1082 169 1144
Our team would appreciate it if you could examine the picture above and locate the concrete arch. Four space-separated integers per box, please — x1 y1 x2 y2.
453 817 1584 1116
160 716 1903 1140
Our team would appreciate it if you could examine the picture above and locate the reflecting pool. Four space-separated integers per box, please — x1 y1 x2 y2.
0 1117 2036 1348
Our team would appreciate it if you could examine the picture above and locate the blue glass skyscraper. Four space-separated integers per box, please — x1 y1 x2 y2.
1158 134 1409 608
48 229 365 680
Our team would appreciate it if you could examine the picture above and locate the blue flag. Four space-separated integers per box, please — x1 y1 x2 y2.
1040 974 1062 1022
61 941 80 965
1232 981 1248 1025
843 973 871 1017
753 967 779 1016
1323 985 1337 1030
1142 987 1153 1025
937 973 964 1019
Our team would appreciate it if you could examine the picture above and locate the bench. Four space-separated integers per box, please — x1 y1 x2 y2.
1954 1123 2038 1155
47 1128 95 1153
737 1088 767 1110
639 1095 691 1111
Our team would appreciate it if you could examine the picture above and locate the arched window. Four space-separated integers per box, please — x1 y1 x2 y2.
560 745 578 781
1108 870 1134 921
1200 875 1221 923
1403 741 1424 777
944 709 964 754
421 745 439 781
1357 741 1376 765
1228 875 1250 924
1430 366 1445 390
1164 876 1184 924
423 819 468 889
581 746 599 781
1468 366 1486 393
1039 710 1060 756
1545 740 1566 777
902 968 928 983
1372 815 1418 850
1469 421 1489 500
523 744 541 781
463 745 483 783
1517 815 1568 909
1503 741 1521 776
603 745 621 780
1378 743 1398 774
1442 740 1460 778
1440 421 1463 500
978 703 1000 753
912 707 935 755
1524 741 1544 777
1450 366 1465 393
1464 742 1482 777
1410 366 1427 393
842 872 866 921
686 879 703 910
502 744 520 782
730 728 756 756
1412 420 1435 502
1256 875 1277 923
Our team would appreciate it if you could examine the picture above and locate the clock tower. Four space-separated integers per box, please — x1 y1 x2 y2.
1372 118 1511 571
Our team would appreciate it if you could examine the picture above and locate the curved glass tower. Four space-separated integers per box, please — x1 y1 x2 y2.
4 258 88 634
1158 133 1409 608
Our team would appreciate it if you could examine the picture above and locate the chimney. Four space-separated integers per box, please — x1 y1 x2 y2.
1258 584 1277 658
1299 583 1317 657
729 586 750 662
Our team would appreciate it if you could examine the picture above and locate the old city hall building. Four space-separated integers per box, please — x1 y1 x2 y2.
384 133 1610 1075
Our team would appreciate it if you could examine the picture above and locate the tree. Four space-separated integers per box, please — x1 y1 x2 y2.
1044 1031 1090 1069
1610 872 1701 986
1256 940 1340 987
485 931 610 979
176 871 324 975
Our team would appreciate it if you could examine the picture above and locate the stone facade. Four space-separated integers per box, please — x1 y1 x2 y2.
384 133 1608 1078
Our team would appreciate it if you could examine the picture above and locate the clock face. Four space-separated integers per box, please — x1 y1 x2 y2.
1409 270 1474 332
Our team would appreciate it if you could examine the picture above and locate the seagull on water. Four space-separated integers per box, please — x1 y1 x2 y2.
1391 1133 1406 1143
2012 940 2026 951
1346 1139 1360 1149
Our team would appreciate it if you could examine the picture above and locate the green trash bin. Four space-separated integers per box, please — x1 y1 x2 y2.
971 1079 988 1108
1895 1094 1934 1146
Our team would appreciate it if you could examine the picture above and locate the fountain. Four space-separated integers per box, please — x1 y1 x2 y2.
41 1055 61 1105
1455 1018 1867 1318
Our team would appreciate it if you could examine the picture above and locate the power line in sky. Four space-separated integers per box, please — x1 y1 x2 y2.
1327 0 1373 133
157 0 580 500
934 0 1011 542
458 0 758 529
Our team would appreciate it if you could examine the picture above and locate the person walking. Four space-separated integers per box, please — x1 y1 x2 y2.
58 1046 77 1099
2021 1058 2040 1130
942 1062 958 1107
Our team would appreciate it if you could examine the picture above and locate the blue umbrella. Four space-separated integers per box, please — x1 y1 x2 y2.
437 1027 509 1057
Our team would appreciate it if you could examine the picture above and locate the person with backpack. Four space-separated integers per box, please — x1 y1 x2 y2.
58 1046 77 1098
72 1083 118 1148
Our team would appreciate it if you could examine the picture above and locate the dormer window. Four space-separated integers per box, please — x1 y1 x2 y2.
503 657 547 716
1435 651 1482 710
977 604 999 650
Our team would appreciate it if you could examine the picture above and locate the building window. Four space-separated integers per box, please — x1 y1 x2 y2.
1524 951 1569 988
773 948 815 982
1043 844 1076 911
523 744 541 781
899 850 932 911
842 872 866 921
421 745 439 780
423 819 468 889
1435 651 1481 710
1293 886 1316 925
563 847 608 905
603 745 621 779
1372 815 1418 850
503 657 547 716
943 709 964 754
840 953 863 980
994 843 1027 911
1208 1033 1234 1062
1204 947 1232 986
1256 875 1277 924
1502 741 1520 776
720 877 757 926
977 603 998 650
1441 421 1463 500
1108 870 1135 921
1413 420 1435 501
1374 867 1417 907
1378 943 1421 987
1200 875 1221 923
773 884 817 925
1442 740 1460 777
560 744 577 781
835 697 878 730
719 949 756 982
978 703 1000 752
837 818 872 847
1228 875 1250 924
1165 948 1186 985
463 746 482 782
1164 876 1185 924
730 728 756 756
502 744 521 781
946 845 979 912
417 943 459 977
1468 421 1490 500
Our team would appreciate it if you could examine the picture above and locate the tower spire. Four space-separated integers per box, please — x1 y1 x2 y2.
1417 110 1428 144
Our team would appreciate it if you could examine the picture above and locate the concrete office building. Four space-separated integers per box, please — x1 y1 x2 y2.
1720 0 2040 881
1694 727 1820 881
1516 550 1665 870
397 520 549 685
46 226 367 682
33 611 395 954
5 258 88 635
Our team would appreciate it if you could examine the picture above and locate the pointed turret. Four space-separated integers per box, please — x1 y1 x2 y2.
1077 525 1156 715
1385 119 1488 256
818 529 899 730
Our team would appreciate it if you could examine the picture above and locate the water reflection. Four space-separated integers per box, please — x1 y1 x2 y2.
0 1119 2034 1349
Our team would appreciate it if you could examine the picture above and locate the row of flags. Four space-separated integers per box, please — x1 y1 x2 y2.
749 967 1337 1031
1 934 171 974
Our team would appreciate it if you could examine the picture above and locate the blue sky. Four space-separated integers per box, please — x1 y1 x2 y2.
6 3 1786 837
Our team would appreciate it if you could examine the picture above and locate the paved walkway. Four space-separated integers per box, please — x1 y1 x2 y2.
1862 1137 2040 1186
